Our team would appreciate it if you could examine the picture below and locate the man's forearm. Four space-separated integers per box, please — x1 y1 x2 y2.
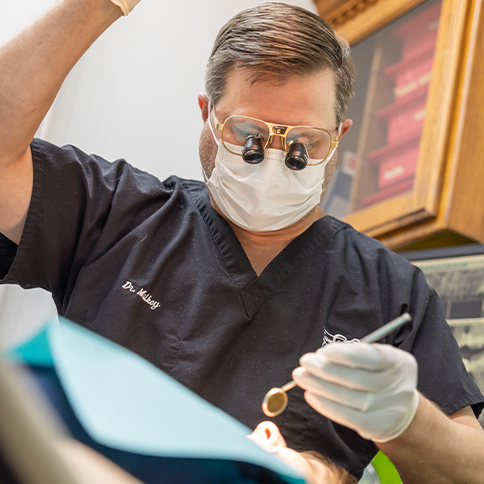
378 394 484 484
0 0 122 168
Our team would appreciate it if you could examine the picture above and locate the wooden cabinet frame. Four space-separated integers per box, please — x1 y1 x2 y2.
314 0 484 250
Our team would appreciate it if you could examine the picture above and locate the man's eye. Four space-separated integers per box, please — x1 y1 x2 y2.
294 136 324 149
291 137 311 148
232 124 260 141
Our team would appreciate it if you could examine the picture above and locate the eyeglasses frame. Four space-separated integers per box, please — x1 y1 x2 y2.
213 111 340 166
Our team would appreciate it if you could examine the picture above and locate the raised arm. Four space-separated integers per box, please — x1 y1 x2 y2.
0 0 123 244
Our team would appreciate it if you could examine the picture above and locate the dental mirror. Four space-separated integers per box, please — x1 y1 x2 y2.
262 312 412 417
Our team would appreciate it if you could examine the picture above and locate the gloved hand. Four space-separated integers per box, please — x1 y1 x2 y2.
292 343 419 443
109 0 141 16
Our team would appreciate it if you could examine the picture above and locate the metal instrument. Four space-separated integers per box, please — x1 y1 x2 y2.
262 312 412 417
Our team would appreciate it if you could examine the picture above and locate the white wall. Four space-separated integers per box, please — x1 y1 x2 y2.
2 1 59 43
43 0 317 181
0 0 317 349
0 285 58 351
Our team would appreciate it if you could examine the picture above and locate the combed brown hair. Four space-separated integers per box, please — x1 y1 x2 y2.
205 2 355 125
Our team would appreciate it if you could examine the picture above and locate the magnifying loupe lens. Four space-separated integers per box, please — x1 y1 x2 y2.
242 136 264 164
285 142 308 170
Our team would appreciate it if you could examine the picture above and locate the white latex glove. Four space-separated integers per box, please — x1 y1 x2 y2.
109 0 141 16
293 343 419 443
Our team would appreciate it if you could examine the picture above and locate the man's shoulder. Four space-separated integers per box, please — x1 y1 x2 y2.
324 215 417 272
31 137 205 193
323 215 386 252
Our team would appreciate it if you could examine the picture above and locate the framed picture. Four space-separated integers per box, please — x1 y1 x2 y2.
400 244 484 426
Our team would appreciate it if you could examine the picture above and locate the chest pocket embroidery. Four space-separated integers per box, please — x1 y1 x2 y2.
121 280 161 311
322 328 360 347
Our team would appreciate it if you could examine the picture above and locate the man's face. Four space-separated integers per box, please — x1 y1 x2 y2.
199 68 351 190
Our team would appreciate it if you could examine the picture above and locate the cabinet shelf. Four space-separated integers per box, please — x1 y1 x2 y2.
383 37 436 80
367 129 421 163
376 85 428 120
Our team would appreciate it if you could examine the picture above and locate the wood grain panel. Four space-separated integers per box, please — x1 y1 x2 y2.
445 0 484 241
313 0 484 248
412 0 469 213
332 0 426 44
314 0 381 29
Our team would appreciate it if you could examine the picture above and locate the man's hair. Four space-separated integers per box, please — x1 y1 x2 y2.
205 2 355 125
301 451 359 484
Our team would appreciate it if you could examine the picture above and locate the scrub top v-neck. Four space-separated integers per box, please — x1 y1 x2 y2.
192 185 339 319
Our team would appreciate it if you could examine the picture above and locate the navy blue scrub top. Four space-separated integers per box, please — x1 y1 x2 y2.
1 139 483 479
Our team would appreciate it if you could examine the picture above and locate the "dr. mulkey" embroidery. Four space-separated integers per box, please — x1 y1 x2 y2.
122 281 161 311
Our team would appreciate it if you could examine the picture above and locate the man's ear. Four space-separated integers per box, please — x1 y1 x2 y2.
339 119 353 137
198 93 209 122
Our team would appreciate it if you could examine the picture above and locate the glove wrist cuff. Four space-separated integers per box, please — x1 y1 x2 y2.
109 0 139 16
372 391 420 443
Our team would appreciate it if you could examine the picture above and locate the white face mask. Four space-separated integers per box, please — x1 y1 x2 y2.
204 103 338 232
